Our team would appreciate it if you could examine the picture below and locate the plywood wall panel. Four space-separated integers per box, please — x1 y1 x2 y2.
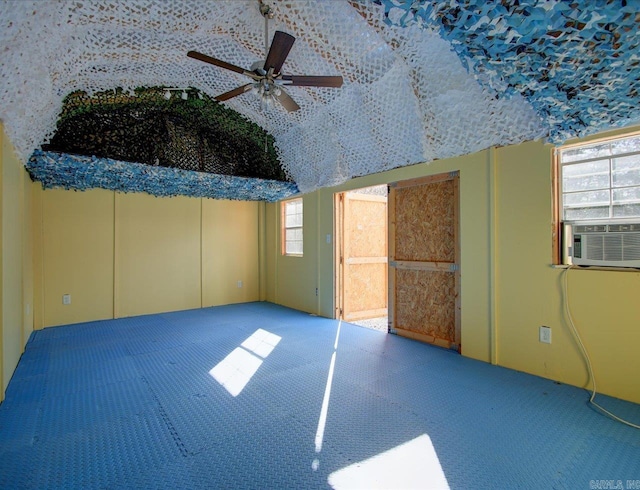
395 269 456 342
390 173 459 347
340 191 388 321
345 262 387 317
347 197 387 258
394 180 455 263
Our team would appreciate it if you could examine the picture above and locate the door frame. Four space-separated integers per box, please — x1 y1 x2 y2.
334 192 344 319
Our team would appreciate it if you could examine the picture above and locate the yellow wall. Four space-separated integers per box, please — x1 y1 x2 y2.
115 193 201 318
267 130 640 404
22 174 34 344
495 139 640 404
1 123 33 400
202 198 260 307
32 190 261 326
39 187 114 327
266 193 321 314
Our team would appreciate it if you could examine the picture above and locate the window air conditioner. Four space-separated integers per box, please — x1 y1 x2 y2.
564 222 640 268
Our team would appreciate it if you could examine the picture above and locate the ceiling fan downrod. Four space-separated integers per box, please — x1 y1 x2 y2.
259 0 274 58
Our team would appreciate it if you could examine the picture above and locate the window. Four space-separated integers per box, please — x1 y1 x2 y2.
558 133 640 221
282 198 303 256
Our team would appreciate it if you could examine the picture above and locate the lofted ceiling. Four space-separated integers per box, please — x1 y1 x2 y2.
1 0 639 198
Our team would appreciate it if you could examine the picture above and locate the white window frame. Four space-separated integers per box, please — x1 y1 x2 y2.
557 131 640 223
282 198 303 256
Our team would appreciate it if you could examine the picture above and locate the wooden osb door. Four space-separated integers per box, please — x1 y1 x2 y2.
388 172 460 350
336 191 388 322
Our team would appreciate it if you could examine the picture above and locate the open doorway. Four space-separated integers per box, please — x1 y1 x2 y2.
335 185 388 332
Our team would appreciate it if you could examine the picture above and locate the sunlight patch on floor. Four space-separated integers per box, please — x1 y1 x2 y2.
241 328 282 358
328 434 449 489
209 329 282 397
312 320 342 471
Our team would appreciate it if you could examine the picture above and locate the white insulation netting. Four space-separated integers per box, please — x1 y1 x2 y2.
0 0 546 193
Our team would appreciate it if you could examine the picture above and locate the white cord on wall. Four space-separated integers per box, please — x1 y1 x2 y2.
562 265 640 429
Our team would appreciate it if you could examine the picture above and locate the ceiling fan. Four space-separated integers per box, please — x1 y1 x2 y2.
187 1 343 112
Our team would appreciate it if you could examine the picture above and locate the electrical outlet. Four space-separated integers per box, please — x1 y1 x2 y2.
539 326 551 344
62 294 71 305
326 234 331 244
237 280 243 288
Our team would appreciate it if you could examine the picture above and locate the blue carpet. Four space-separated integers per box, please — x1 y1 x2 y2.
1 302 639 489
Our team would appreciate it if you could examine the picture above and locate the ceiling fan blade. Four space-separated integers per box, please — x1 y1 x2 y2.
264 31 295 75
281 75 343 88
215 84 253 102
276 88 300 112
187 51 255 78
